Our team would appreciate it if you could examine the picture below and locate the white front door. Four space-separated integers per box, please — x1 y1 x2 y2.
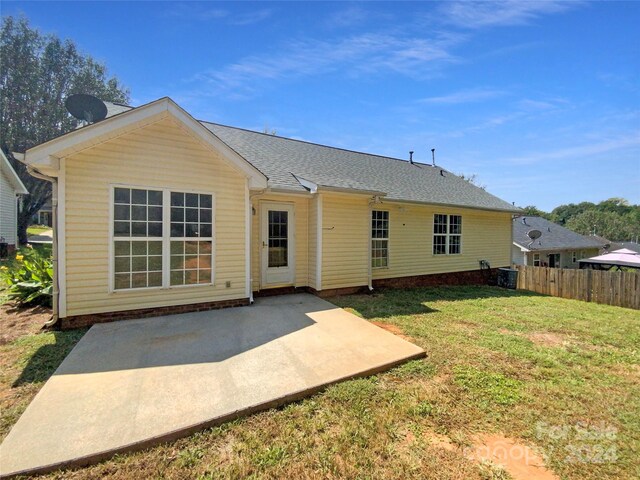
261 203 295 286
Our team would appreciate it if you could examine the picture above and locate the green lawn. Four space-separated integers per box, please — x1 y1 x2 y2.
1 286 638 479
26 225 51 236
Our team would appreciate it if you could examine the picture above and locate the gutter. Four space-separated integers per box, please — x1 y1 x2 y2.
26 165 59 327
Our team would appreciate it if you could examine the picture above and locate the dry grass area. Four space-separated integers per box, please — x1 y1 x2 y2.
0 303 85 442
1 286 638 479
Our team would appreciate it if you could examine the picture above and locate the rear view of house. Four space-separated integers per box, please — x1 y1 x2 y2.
512 216 604 268
24 97 520 328
0 150 28 255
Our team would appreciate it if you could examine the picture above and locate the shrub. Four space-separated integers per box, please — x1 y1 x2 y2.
0 246 53 307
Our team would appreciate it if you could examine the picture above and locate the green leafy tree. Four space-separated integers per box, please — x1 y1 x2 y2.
550 201 596 225
520 205 550 218
0 16 129 244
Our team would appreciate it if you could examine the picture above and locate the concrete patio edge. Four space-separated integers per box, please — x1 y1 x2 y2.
1 348 425 479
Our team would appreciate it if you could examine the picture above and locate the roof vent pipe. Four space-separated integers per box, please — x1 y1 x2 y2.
431 148 436 167
409 151 414 164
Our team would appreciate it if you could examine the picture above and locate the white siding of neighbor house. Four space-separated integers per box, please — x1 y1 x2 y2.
63 116 248 317
511 244 526 265
0 167 18 247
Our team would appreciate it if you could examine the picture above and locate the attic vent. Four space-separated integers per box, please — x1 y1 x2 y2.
409 151 414 164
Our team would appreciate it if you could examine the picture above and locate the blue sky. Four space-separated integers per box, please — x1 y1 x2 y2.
3 1 639 211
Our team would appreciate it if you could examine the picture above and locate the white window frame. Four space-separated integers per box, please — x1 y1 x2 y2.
533 253 540 266
109 184 215 293
433 214 462 255
371 210 389 269
572 251 577 263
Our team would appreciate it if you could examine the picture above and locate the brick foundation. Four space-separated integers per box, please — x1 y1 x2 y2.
253 286 310 297
60 298 250 330
59 268 500 329
372 268 500 289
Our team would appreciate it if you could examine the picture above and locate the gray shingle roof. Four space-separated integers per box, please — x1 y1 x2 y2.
513 216 604 251
103 102 519 212
203 122 520 212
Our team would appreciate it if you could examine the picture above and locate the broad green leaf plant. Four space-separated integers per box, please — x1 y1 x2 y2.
0 246 53 307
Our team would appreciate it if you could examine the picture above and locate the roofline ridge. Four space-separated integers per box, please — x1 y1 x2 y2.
199 119 441 169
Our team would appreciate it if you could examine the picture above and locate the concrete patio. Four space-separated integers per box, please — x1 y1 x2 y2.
0 294 425 478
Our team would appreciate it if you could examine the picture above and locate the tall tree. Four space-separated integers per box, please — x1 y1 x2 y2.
0 16 129 243
520 205 550 218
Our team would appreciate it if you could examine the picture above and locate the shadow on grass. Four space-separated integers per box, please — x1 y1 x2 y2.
12 330 86 387
330 286 543 320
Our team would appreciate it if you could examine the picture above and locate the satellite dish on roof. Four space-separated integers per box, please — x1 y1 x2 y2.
527 229 542 240
526 229 542 248
65 94 107 124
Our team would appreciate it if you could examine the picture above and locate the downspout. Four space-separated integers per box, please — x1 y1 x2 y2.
248 187 267 303
367 200 373 292
27 165 59 327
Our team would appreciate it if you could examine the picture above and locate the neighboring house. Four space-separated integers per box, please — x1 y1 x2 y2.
614 242 640 253
591 235 640 254
512 216 603 268
24 97 520 327
33 199 53 227
0 150 28 253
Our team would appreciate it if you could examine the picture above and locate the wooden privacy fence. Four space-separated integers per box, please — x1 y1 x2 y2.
514 266 640 310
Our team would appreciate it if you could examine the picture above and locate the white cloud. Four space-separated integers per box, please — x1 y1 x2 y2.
190 32 461 95
230 9 272 26
502 133 640 165
163 4 271 25
440 0 579 29
421 88 505 104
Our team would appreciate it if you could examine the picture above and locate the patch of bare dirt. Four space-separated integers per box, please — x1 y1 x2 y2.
371 321 415 342
0 303 52 345
498 328 572 349
527 332 570 348
466 433 559 480
423 430 457 452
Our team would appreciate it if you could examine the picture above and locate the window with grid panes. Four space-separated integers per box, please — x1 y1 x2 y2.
112 187 214 290
170 192 213 286
113 187 164 289
371 210 389 268
433 214 462 255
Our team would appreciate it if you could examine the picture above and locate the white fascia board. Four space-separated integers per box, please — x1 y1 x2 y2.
1 151 28 194
513 241 530 252
23 97 268 189
25 98 172 168
166 101 267 189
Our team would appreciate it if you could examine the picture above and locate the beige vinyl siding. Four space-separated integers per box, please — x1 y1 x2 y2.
308 195 318 290
64 116 247 316
321 193 370 289
318 195 513 290
373 203 512 279
0 168 18 246
250 193 309 290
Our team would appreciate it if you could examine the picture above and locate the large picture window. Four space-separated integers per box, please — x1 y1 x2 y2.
433 214 462 255
371 210 389 268
112 187 214 291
